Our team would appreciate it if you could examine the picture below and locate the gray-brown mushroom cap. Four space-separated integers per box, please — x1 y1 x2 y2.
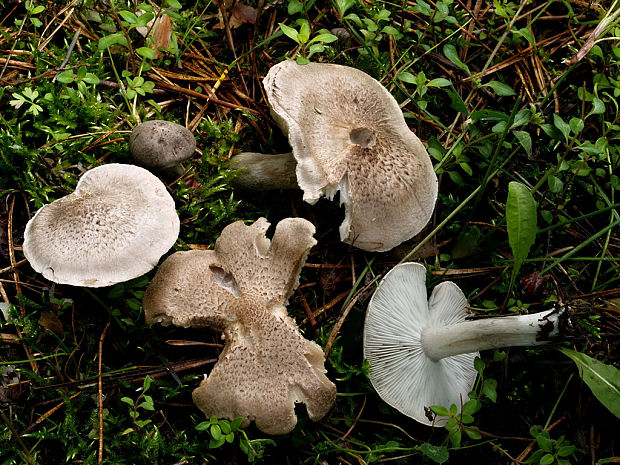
23 163 180 287
264 61 438 252
130 120 196 170
143 217 337 435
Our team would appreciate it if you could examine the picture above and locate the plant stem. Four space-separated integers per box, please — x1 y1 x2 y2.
421 309 562 361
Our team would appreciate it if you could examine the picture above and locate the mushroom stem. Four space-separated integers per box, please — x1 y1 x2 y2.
421 309 563 362
229 152 298 191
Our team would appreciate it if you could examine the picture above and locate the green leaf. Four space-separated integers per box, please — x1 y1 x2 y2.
569 117 584 134
443 44 469 72
139 397 155 411
586 96 605 118
430 405 450 417
557 445 576 457
462 399 482 415
136 46 156 60
120 397 134 407
427 78 452 87
118 10 138 24
30 5 45 14
98 32 129 50
420 443 449 463
559 348 620 418
297 20 310 43
536 434 554 452
483 378 498 403
336 0 356 17
195 421 211 431
143 375 152 392
308 32 338 44
540 453 555 465
547 175 563 193
553 113 571 141
56 69 75 84
279 22 300 44
506 181 537 276
397 71 416 84
465 427 482 439
288 0 303 15
210 424 222 440
513 130 532 155
83 73 100 85
166 0 182 8
483 81 516 96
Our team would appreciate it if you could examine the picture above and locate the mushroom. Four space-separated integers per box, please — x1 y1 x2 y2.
129 120 196 176
363 262 563 426
143 217 336 435
229 152 298 191
23 163 180 287
230 60 438 252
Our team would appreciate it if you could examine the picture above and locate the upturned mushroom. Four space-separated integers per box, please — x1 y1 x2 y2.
129 120 196 176
143 217 336 435
363 262 563 426
22 163 180 287
230 61 438 252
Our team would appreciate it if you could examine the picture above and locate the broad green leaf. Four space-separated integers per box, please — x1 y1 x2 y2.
553 113 571 141
587 96 605 117
136 46 156 60
506 181 537 276
98 32 129 50
297 20 310 43
443 44 469 72
540 453 555 465
430 405 450 417
483 80 516 96
513 130 532 155
427 78 451 87
288 0 303 15
420 443 449 463
483 378 498 403
336 0 356 17
397 71 416 84
279 22 300 44
308 32 338 44
166 0 182 8
118 10 138 24
56 69 75 84
559 348 620 418
547 175 563 193
569 117 584 134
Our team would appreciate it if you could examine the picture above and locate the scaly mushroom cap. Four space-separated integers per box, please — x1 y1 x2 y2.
264 61 438 252
143 217 337 435
363 263 478 426
130 120 196 170
23 164 179 287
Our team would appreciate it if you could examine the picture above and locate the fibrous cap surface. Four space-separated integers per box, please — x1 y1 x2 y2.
23 163 180 287
130 120 196 169
264 61 438 251
363 262 478 426
143 217 336 434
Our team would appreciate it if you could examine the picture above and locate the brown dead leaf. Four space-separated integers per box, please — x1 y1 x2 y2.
38 310 64 336
151 14 173 59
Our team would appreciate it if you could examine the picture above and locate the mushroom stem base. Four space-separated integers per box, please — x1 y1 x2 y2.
421 309 562 361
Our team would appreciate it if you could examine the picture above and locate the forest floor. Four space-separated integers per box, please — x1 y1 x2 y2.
0 1 619 464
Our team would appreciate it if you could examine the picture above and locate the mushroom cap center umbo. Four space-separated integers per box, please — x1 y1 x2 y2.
349 127 376 148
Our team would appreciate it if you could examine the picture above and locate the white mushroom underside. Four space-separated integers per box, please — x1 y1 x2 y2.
364 263 477 426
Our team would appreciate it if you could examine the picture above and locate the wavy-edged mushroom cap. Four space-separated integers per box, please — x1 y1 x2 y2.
129 120 196 170
264 61 438 252
23 164 180 287
143 217 336 435
363 262 477 426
